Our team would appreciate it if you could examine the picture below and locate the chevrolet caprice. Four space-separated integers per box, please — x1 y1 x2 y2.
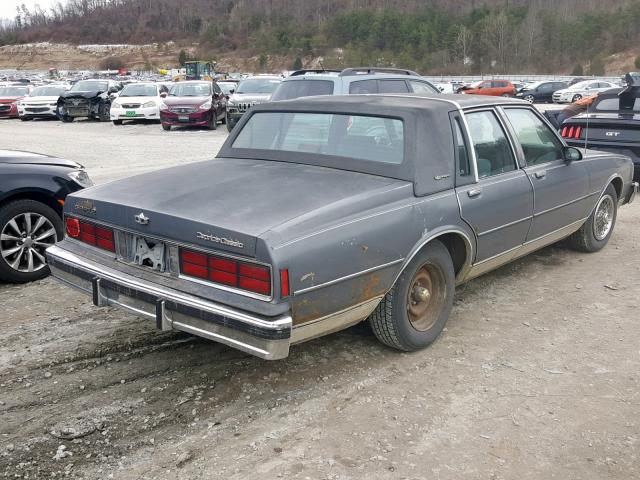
46 95 638 359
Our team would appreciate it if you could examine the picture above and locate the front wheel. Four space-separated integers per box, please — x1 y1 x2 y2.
501 93 511 97
369 240 455 351
567 184 617 253
572 94 582 102
0 200 62 283
98 103 111 122
162 124 171 131
20 116 32 121
208 112 217 130
524 94 535 103
113 120 123 126
61 115 74 123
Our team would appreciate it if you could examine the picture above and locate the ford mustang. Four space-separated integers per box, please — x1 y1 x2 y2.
46 95 637 359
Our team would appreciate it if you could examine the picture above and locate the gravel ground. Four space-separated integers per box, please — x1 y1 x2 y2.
1 117 639 480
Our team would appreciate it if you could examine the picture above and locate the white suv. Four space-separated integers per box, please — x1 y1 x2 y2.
552 80 618 104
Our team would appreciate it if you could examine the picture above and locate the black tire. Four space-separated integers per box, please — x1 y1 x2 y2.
501 93 511 97
0 200 63 283
208 112 217 130
98 103 110 122
567 184 618 253
113 120 123 126
221 112 227 125
20 116 32 121
162 124 171 131
226 118 234 132
61 115 74 123
369 240 455 351
524 94 535 103
572 94 582 102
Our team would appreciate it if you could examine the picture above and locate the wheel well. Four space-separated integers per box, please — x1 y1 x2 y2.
1 192 63 217
610 177 622 200
432 232 469 276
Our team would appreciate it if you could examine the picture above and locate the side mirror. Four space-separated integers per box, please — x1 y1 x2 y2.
563 146 583 162
229 89 235 94
109 86 118 93
160 92 168 98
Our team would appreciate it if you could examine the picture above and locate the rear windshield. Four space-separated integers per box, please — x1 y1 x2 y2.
271 80 334 101
232 112 404 164
594 96 640 112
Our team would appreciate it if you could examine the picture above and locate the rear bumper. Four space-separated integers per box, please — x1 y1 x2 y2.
46 245 292 360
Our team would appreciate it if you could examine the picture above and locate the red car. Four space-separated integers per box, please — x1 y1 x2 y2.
159 81 226 131
0 85 31 118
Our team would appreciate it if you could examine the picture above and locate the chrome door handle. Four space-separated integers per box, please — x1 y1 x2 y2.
534 171 547 179
467 189 482 198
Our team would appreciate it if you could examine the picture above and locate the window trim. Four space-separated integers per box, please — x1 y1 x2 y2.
499 105 567 168
449 112 475 187
462 107 520 180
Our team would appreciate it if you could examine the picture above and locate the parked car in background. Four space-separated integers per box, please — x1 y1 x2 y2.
160 80 226 131
226 75 281 131
0 150 92 283
46 94 636 360
0 85 31 118
515 81 568 103
18 84 68 120
58 79 122 122
457 80 516 97
270 68 440 103
110 82 166 125
560 74 640 181
552 80 617 104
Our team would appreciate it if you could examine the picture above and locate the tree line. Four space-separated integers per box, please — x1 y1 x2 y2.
1 0 639 74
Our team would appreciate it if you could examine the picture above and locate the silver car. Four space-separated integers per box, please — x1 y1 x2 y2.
47 95 637 360
225 75 281 132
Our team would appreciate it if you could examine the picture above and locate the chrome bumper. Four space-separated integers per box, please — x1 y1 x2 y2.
46 245 292 360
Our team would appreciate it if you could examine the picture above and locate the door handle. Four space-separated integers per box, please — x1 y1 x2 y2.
467 189 482 198
534 171 547 179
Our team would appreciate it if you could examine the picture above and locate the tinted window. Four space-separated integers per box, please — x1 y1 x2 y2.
504 108 563 165
538 83 553 92
378 80 409 93
271 80 334 101
595 97 640 112
466 111 516 178
349 80 377 94
409 80 439 95
233 112 404 164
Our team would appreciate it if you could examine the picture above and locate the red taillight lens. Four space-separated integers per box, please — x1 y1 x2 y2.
280 269 290 298
574 126 582 139
65 217 80 238
568 126 575 138
561 126 568 138
179 248 272 296
66 217 114 252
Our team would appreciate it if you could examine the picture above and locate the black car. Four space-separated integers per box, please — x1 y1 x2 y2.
58 79 122 122
0 150 92 282
560 75 640 182
515 81 567 103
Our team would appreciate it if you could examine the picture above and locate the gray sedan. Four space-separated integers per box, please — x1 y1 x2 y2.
46 95 637 359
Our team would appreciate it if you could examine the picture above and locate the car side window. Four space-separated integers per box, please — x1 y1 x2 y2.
465 111 516 178
409 80 439 94
349 80 378 94
539 83 552 92
503 108 564 166
453 119 471 177
378 80 409 93
213 83 222 94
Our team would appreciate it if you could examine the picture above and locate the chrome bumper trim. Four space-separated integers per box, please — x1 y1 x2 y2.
46 245 292 360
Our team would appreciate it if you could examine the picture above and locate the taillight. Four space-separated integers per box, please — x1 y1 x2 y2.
66 216 115 252
561 126 568 138
574 126 582 139
561 125 582 139
179 248 272 296
280 269 290 298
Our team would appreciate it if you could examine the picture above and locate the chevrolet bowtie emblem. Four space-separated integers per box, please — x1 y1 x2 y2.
134 212 150 225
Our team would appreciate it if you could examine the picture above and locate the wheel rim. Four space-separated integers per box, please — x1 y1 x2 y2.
593 195 614 241
406 263 447 331
0 212 57 273
525 95 534 103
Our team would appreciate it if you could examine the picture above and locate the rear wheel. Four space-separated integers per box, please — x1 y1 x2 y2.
567 184 617 253
369 240 455 351
0 200 62 283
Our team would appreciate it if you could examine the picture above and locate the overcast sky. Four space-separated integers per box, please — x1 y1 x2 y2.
0 0 65 20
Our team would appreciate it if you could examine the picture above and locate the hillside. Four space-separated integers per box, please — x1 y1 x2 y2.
1 0 640 74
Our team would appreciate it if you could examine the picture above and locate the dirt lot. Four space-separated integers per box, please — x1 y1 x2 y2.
1 119 639 479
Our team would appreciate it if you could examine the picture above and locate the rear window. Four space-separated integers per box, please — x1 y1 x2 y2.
595 97 640 112
271 80 334 101
232 112 404 164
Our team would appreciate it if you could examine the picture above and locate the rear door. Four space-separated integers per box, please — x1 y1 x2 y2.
455 109 534 263
501 107 591 241
537 82 554 102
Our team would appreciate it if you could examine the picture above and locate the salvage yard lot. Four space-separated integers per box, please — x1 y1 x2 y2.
1 119 639 479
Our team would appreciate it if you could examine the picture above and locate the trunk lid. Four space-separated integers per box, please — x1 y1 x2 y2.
565 113 640 144
68 158 405 257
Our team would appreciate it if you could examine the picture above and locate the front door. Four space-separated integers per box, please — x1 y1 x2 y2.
501 107 591 242
455 110 534 264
